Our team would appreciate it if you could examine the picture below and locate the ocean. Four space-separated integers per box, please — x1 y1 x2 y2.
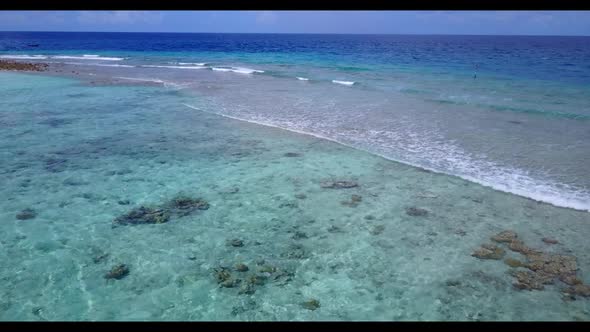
0 32 589 320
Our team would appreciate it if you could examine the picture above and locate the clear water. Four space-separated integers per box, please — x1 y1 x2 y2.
0 33 590 321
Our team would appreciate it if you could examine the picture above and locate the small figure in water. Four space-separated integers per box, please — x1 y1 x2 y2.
473 63 479 79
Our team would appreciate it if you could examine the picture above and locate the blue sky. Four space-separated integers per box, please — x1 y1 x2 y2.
0 11 589 35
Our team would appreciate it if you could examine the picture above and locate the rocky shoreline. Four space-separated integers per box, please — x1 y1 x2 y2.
0 60 48 72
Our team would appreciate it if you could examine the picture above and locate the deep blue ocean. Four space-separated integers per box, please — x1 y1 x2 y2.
2 32 590 84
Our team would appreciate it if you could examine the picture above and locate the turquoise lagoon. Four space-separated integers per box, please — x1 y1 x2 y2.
0 71 589 321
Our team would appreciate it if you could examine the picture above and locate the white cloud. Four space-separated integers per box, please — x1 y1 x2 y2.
255 11 278 24
76 11 163 25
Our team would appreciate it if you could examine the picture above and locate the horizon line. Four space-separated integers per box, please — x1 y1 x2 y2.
1 30 589 37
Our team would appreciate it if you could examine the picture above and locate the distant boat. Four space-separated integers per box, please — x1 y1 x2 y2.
28 44 40 47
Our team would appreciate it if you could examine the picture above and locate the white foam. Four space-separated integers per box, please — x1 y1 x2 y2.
83 54 99 57
63 62 134 68
0 54 48 60
51 55 124 61
211 67 264 74
114 76 190 90
332 80 355 86
141 65 207 70
232 67 265 74
178 62 207 66
89 63 134 68
211 67 232 72
114 76 164 84
296 77 310 81
182 103 590 212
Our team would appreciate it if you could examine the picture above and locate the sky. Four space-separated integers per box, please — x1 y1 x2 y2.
0 11 589 35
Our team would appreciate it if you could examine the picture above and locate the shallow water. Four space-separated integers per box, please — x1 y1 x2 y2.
0 72 589 321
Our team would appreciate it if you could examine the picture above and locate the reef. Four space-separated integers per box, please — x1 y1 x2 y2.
295 193 307 200
563 284 590 298
327 225 344 233
283 152 302 157
281 243 309 259
473 230 589 299
16 208 37 220
104 264 129 280
510 270 551 290
114 206 170 225
214 267 240 288
235 263 249 272
405 207 428 217
491 230 518 243
213 261 294 295
301 299 321 310
507 240 541 256
292 231 308 240
279 201 299 209
113 194 209 226
0 60 48 72
472 244 506 260
370 225 385 236
228 239 244 247
166 195 210 216
320 180 359 189
542 238 559 245
341 194 362 207
504 258 524 268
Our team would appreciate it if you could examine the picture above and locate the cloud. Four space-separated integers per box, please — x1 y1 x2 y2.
76 11 163 25
255 11 278 24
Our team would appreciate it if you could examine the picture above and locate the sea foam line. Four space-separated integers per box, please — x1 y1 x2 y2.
210 66 265 74
0 54 125 61
115 76 191 89
88 63 134 68
332 80 355 86
114 76 165 84
51 55 125 61
63 62 135 68
178 62 207 66
141 65 208 70
182 103 589 212
0 54 48 60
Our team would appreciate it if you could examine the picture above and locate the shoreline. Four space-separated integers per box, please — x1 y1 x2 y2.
1 64 588 213
183 102 588 213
